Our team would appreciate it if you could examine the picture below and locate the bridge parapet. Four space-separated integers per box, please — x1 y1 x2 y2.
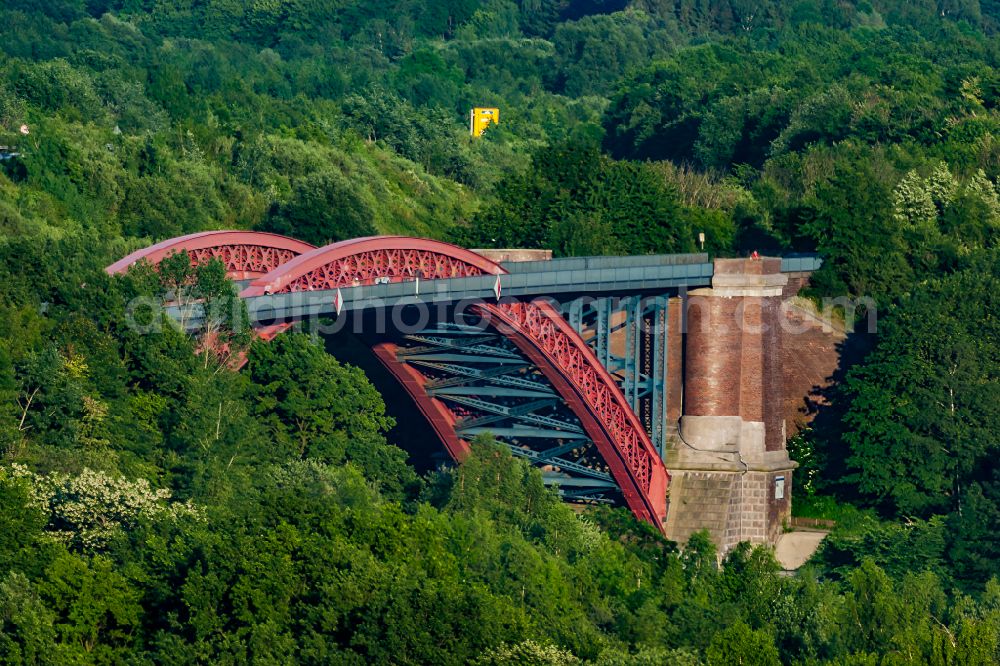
780 254 822 300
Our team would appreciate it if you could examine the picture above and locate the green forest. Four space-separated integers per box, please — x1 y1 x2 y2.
2 0 1000 663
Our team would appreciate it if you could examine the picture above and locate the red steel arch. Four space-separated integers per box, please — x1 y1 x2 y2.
105 231 316 280
475 299 668 526
242 236 502 296
248 236 669 528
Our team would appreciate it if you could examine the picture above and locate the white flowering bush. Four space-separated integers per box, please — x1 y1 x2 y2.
475 640 580 665
7 464 200 551
574 516 604 554
892 163 1000 254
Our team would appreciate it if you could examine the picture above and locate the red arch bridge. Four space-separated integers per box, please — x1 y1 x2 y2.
109 232 821 546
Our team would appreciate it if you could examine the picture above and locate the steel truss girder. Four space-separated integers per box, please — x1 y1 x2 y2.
400 342 524 362
394 324 624 502
563 295 670 460
478 299 667 526
535 440 589 460
403 333 499 348
241 237 502 296
412 361 551 393
430 386 555 399
456 399 560 430
462 426 590 440
449 396 577 432
120 233 671 531
555 486 616 503
542 472 618 503
505 444 614 481
543 475 618 489
400 353 525 364
105 231 315 280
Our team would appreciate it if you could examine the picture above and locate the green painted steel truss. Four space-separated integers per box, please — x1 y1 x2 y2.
563 296 671 460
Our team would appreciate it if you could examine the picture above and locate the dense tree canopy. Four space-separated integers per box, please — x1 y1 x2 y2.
1 0 1000 662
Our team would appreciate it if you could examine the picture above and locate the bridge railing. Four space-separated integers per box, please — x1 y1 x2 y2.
240 260 712 325
781 254 823 273
500 252 711 273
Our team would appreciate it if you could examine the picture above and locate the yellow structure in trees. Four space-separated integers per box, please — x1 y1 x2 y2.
470 107 499 137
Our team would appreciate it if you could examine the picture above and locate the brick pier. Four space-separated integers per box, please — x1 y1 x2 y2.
664 258 796 551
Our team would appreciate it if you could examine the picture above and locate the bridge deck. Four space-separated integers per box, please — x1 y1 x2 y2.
240 253 714 323
181 252 822 325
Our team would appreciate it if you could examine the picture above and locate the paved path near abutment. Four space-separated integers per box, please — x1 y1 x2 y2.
774 530 828 570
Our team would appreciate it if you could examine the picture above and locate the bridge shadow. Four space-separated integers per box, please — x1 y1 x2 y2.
321 327 450 475
799 327 876 499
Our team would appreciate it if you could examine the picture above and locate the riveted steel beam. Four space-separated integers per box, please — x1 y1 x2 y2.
391 322 626 505
429 386 555 399
563 294 672 461
505 446 614 480
450 396 572 431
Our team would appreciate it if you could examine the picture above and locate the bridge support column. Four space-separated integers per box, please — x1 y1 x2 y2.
665 258 795 552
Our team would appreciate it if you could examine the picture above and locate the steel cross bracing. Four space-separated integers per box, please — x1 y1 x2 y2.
563 296 671 460
396 323 619 503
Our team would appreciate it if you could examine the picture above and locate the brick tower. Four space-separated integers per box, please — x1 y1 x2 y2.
664 257 795 551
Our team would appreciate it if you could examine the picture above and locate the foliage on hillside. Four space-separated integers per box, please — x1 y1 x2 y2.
1 0 1000 662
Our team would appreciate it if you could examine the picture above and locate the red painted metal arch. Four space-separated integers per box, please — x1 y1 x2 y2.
105 231 316 280
475 300 669 526
372 300 668 526
241 236 503 296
